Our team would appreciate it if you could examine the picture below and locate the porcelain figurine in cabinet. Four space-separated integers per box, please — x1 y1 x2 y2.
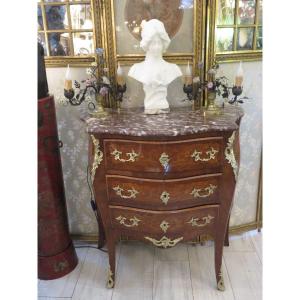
128 19 182 114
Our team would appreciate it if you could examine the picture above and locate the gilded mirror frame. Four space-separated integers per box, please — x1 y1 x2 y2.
203 0 262 103
102 0 207 108
42 0 104 68
212 0 263 63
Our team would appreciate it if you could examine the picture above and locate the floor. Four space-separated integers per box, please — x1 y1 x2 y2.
38 230 262 300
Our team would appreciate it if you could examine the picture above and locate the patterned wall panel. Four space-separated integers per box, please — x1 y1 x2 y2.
216 62 262 226
46 68 97 234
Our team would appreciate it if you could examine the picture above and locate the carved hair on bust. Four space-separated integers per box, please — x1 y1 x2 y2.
140 19 170 52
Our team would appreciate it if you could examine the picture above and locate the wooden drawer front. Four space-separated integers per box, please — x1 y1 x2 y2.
104 139 164 173
106 174 221 210
163 138 223 174
104 138 223 175
110 205 219 236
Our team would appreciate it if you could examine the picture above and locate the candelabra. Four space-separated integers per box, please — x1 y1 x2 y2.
64 75 127 116
63 49 126 115
64 82 103 116
182 62 247 113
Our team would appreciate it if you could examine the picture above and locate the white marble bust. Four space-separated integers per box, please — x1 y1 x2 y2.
128 19 182 114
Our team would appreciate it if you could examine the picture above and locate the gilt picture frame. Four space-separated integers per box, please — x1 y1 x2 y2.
102 0 207 89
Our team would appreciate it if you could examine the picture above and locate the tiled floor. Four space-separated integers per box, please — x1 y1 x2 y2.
38 230 262 300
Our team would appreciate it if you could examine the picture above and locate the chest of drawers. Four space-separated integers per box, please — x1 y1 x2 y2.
85 106 243 291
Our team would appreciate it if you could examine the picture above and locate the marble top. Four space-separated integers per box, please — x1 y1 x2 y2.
83 105 244 137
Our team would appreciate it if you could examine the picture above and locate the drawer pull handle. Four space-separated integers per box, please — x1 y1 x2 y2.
145 236 183 248
191 184 217 198
113 185 139 199
160 191 170 205
159 152 170 168
187 215 215 227
111 149 139 162
191 147 218 162
116 216 141 227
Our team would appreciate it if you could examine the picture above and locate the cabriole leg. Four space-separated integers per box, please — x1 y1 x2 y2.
97 214 106 249
215 229 226 291
224 219 230 247
106 231 117 288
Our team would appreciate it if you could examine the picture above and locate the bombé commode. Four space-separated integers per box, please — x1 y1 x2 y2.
84 106 243 290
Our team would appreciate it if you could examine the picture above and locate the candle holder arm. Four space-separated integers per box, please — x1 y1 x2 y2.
64 84 98 106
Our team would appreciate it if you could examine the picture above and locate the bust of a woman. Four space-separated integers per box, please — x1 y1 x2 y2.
128 19 182 114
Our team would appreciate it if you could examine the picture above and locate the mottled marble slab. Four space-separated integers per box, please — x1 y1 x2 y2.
82 106 244 137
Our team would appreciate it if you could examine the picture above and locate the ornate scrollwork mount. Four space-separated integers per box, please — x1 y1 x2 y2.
160 191 170 205
111 149 139 162
116 215 141 227
217 271 225 291
144 236 183 248
107 268 114 288
113 185 139 199
187 215 215 227
90 135 103 183
191 184 217 198
191 147 218 162
225 131 238 181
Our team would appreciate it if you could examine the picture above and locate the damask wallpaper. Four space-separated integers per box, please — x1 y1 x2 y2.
218 62 262 226
46 60 262 234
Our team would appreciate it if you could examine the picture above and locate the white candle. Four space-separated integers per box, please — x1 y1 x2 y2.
185 61 192 76
117 62 123 76
184 61 193 85
64 64 72 90
235 61 244 87
117 62 125 85
65 64 71 80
